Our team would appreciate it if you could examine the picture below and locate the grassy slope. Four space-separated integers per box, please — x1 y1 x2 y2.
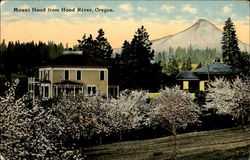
84 125 250 160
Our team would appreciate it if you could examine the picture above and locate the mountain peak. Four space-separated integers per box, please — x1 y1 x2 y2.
191 19 217 30
195 19 210 24
150 19 249 53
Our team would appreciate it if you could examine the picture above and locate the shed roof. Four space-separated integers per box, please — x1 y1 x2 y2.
193 63 240 74
176 71 200 81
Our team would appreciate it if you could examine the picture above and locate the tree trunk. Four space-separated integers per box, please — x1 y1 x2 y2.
172 126 177 160
99 135 103 145
242 115 245 125
119 130 123 141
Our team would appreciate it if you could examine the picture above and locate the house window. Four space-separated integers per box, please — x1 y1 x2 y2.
100 71 105 81
65 70 69 80
45 86 49 97
77 70 81 80
88 86 97 95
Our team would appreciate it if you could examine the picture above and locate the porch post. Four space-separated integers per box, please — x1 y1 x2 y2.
56 86 58 97
74 86 76 97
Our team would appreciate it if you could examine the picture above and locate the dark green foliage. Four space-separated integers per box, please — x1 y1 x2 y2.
238 51 250 75
0 40 63 76
164 56 179 76
194 91 206 107
181 57 192 71
155 46 221 73
221 17 241 68
196 62 202 69
115 26 163 92
221 18 250 75
78 29 113 62
0 40 64 95
0 75 7 96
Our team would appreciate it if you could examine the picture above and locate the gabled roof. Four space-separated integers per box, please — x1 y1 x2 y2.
193 63 240 74
176 71 200 81
41 53 110 68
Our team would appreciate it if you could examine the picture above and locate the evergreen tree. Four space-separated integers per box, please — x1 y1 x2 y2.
96 29 113 61
118 26 162 91
238 51 250 74
186 57 192 71
181 57 192 71
221 17 241 67
181 61 186 71
196 62 202 69
78 29 113 62
165 56 179 76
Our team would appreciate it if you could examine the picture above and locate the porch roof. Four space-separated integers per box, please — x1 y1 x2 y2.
54 80 85 86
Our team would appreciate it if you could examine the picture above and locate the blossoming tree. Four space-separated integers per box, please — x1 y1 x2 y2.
206 77 250 123
150 86 201 158
108 90 150 141
0 80 83 159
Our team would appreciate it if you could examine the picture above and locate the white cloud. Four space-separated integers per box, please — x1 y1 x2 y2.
86 15 101 21
222 6 232 13
19 4 30 9
47 5 59 9
119 4 133 11
64 12 75 16
137 6 146 11
161 5 175 12
96 5 108 9
149 13 157 16
181 4 197 14
2 16 22 21
115 16 122 20
1 12 10 16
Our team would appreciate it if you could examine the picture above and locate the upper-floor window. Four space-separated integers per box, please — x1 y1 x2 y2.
65 70 69 80
46 70 50 80
100 71 105 81
77 70 81 80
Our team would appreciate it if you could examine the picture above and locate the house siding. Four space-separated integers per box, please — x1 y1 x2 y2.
83 70 108 96
53 70 64 83
70 70 76 81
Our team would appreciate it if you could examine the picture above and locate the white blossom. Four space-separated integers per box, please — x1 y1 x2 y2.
206 77 250 119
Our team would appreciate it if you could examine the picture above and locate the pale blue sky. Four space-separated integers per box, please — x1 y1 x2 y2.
1 0 249 47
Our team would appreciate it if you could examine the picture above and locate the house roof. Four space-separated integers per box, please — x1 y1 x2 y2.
41 53 110 68
193 63 241 74
176 71 200 81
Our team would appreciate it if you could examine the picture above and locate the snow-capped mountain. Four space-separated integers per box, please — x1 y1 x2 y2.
113 19 249 54
151 19 249 53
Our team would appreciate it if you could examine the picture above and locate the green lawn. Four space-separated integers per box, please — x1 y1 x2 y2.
83 125 250 160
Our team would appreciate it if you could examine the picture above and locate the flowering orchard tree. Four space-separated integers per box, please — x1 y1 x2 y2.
150 86 201 158
108 90 150 141
0 80 83 159
206 77 250 123
54 94 112 145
